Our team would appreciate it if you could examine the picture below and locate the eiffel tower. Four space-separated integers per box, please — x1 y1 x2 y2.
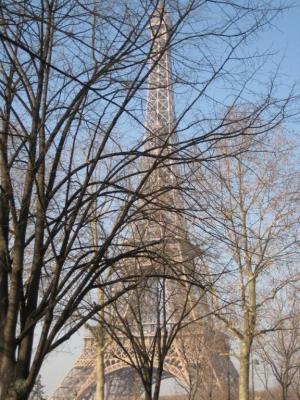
49 3 238 400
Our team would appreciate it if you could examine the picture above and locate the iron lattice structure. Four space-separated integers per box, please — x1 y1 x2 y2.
49 4 238 400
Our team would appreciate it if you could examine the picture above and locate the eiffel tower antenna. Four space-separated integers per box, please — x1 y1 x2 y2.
146 0 175 140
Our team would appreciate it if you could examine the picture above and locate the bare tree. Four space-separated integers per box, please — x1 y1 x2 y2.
99 252 207 400
0 0 296 399
188 129 300 400
177 324 238 400
257 288 300 400
292 368 300 400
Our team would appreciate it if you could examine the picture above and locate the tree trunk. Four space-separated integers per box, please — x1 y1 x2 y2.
152 366 163 400
239 340 251 400
1 392 26 400
92 211 105 400
0 355 31 400
95 326 105 400
0 354 15 400
144 391 152 400
281 384 288 400
0 375 28 400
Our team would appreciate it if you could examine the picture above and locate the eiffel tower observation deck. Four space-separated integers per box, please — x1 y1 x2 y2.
49 3 238 399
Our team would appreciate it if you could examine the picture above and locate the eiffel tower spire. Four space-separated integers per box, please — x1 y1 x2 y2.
134 3 189 244
145 2 175 147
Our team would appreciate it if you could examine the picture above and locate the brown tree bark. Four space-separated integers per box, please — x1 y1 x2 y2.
239 340 251 400
95 328 105 400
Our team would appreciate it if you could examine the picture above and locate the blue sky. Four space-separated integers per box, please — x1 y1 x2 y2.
256 3 299 107
267 4 299 87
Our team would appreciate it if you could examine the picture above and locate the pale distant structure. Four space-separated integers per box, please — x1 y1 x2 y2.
49 3 238 399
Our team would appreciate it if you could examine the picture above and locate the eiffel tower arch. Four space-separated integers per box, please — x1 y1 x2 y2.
49 3 238 399
50 328 237 400
50 325 238 399
50 335 192 400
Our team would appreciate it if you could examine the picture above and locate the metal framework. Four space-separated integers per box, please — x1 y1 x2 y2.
49 4 238 400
